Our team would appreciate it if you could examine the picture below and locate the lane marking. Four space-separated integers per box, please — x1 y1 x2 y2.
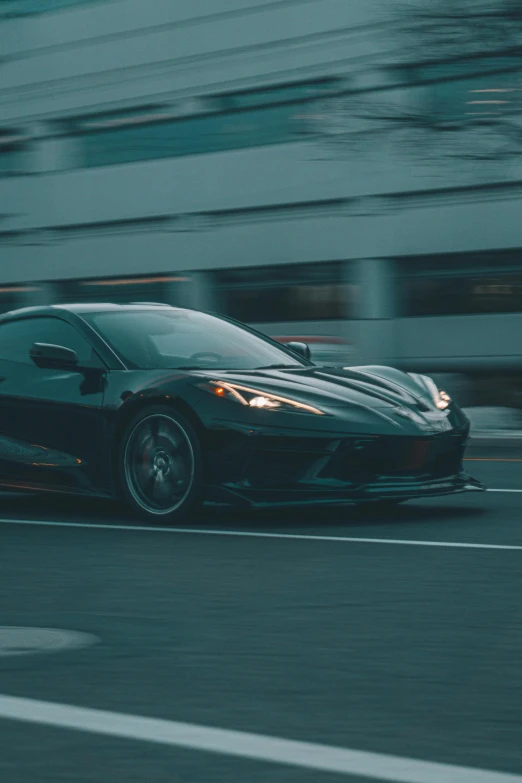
1 516 522 551
0 627 98 658
465 458 522 462
488 489 522 493
0 695 520 782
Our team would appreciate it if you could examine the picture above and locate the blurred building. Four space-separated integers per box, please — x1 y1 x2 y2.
1 0 522 397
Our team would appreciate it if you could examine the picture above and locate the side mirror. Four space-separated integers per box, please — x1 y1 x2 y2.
29 343 79 370
286 341 311 361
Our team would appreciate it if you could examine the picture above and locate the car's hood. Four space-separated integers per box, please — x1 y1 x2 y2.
189 364 465 435
111 364 464 437
195 364 437 411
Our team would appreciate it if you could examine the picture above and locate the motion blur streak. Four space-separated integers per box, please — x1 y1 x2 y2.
2 1 522 781
1 516 522 551
0 694 520 783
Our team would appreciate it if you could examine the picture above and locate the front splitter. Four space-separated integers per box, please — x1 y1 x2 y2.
206 473 486 509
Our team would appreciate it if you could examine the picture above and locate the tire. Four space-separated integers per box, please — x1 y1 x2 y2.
117 406 203 524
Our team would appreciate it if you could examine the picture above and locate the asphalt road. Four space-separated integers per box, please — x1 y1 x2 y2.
0 447 521 782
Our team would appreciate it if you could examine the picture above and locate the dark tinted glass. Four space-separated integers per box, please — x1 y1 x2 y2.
72 80 338 168
399 252 522 316
0 317 98 365
401 57 522 123
431 69 522 123
403 275 522 316
0 284 36 315
215 262 356 322
80 102 316 168
219 79 339 109
0 145 27 176
83 309 307 370
55 275 190 307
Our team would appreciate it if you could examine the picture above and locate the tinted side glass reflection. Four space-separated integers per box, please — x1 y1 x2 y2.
0 317 98 365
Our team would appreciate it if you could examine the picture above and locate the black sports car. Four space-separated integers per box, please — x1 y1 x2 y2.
0 303 484 522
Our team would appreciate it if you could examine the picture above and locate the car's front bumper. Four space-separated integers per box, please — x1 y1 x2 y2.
203 420 486 507
207 472 485 507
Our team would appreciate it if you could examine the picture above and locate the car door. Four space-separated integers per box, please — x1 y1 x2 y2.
0 314 111 495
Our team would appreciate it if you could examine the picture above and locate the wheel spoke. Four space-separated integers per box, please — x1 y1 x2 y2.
146 419 160 449
169 456 190 490
125 414 195 515
152 473 173 501
143 472 158 499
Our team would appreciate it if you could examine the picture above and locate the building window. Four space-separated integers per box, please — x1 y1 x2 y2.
399 251 522 316
69 79 341 168
0 316 98 366
0 0 101 17
214 262 356 323
0 132 28 177
400 56 522 124
0 284 39 315
54 274 192 307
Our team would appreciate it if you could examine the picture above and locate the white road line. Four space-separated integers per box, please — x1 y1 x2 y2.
489 489 522 493
1 516 522 551
0 695 520 783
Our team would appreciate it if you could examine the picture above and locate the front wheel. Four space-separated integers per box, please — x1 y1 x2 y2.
118 406 203 523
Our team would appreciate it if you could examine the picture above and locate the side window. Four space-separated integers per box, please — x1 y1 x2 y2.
0 317 100 366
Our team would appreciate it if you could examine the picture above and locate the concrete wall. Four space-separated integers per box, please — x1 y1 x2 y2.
1 0 521 370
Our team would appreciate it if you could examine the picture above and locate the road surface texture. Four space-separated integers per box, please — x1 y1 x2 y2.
0 442 521 782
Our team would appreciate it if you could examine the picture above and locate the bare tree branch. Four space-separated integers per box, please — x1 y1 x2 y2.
315 0 522 161
395 0 522 61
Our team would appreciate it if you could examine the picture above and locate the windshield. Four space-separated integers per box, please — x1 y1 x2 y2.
83 309 309 371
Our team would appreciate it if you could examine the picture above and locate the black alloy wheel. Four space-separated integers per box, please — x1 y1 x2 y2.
119 406 203 523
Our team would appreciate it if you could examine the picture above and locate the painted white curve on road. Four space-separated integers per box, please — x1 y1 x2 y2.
0 694 520 782
0 627 98 658
1 516 522 551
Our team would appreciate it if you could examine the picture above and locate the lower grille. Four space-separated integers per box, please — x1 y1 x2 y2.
321 432 467 483
213 428 469 491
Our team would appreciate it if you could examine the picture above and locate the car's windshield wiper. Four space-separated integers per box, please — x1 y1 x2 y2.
174 365 214 370
174 365 239 371
255 364 305 370
171 364 307 371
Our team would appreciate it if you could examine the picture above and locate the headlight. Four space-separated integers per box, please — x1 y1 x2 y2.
436 390 451 410
199 381 324 415
424 378 451 410
409 374 451 410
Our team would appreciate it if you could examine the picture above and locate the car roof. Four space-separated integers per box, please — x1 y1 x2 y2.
53 302 177 314
0 302 181 320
